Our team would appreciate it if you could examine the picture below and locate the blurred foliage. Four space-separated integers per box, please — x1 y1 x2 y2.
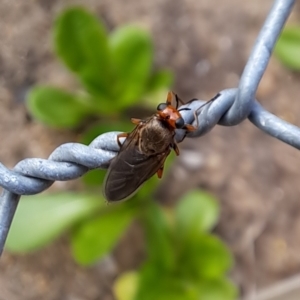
7 6 237 300
71 201 137 265
114 191 237 300
7 189 237 300
275 25 300 71
6 193 102 252
27 7 173 131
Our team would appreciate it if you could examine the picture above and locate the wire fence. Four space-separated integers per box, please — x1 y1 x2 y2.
0 0 297 256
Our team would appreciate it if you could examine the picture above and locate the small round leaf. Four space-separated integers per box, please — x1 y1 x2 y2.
6 193 101 253
27 86 91 128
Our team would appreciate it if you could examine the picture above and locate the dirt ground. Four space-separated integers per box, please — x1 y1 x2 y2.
0 0 300 299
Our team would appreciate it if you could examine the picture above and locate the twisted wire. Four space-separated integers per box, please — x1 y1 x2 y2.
0 0 296 255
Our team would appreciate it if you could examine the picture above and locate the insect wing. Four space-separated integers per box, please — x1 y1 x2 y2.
103 126 170 202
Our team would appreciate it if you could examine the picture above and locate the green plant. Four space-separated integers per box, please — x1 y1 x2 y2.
7 190 237 300
275 25 300 70
114 191 237 300
6 6 238 300
27 7 172 130
27 6 173 188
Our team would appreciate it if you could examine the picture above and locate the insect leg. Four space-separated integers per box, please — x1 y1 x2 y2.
176 133 187 144
131 118 142 125
117 133 128 148
166 91 173 105
182 108 200 132
172 143 180 156
157 164 165 178
183 123 197 132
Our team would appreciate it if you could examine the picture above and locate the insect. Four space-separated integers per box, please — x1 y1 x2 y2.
103 91 215 202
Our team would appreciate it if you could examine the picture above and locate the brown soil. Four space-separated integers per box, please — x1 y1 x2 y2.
1 0 300 299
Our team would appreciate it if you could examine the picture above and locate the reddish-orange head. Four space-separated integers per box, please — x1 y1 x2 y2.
157 103 184 129
156 91 185 130
156 91 196 132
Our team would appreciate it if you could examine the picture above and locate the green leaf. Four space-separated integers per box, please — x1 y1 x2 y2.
133 176 160 200
133 268 237 300
178 234 233 281
116 266 237 300
141 88 172 111
198 278 238 300
27 86 92 128
114 271 139 300
6 193 101 253
81 121 134 145
147 69 173 93
175 190 219 237
110 25 153 107
82 169 107 187
135 268 198 300
140 70 173 110
54 7 111 96
71 203 136 265
139 202 175 272
275 25 300 70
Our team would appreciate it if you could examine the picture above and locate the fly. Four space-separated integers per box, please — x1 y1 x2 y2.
103 91 216 202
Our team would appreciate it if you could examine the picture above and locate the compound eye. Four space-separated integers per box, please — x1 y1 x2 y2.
157 103 168 111
175 117 185 129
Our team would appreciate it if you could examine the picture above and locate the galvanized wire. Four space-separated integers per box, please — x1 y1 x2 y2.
0 0 296 255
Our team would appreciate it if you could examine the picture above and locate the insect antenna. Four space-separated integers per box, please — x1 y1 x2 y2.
197 93 219 111
174 93 185 108
178 93 221 130
177 107 191 112
178 92 220 113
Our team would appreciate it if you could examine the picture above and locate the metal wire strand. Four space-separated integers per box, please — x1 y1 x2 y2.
0 0 296 255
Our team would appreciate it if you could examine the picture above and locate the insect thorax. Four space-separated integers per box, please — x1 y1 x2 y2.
139 117 174 155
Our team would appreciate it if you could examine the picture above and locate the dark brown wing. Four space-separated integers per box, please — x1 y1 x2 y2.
103 123 170 202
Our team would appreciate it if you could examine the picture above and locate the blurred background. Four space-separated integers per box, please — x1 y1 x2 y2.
0 0 300 299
